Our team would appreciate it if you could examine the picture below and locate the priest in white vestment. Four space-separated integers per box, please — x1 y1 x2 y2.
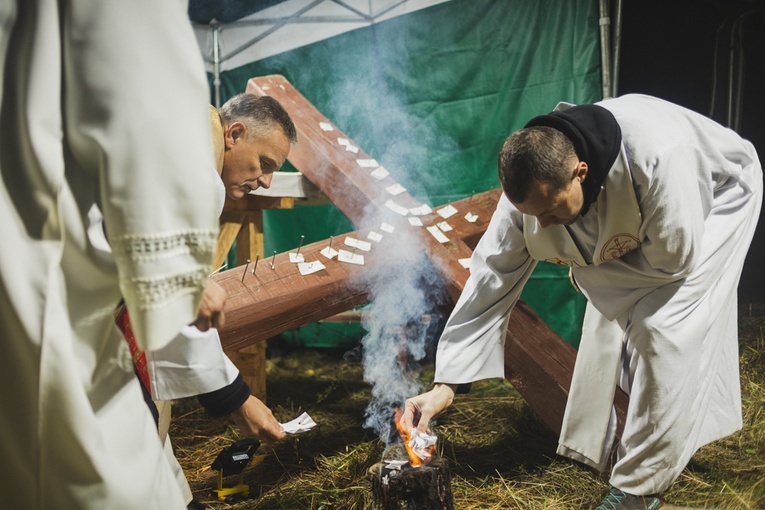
0 1 223 509
401 94 762 509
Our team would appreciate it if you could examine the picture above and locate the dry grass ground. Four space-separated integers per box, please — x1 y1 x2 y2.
171 299 765 509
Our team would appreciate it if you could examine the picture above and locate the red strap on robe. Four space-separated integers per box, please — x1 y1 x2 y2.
114 304 151 394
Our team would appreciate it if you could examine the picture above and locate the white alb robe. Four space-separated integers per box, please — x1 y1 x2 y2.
434 94 762 494
0 1 221 508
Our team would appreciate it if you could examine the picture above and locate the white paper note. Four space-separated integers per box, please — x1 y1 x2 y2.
289 252 305 263
370 166 390 180
298 260 326 275
458 257 471 269
319 122 334 131
344 237 371 252
385 183 407 196
356 158 379 168
337 137 350 146
437 221 453 232
380 222 395 233
409 204 433 216
408 217 423 226
464 212 479 223
338 249 365 265
345 145 359 153
320 246 338 260
367 231 383 243
426 225 449 243
280 412 317 434
385 200 410 216
437 204 458 219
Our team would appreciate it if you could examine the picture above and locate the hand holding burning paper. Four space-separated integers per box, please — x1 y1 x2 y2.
395 409 437 467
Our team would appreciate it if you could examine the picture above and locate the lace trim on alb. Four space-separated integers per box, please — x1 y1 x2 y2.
110 229 217 263
127 268 208 311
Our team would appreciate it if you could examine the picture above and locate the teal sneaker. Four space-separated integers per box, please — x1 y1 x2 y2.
595 486 661 509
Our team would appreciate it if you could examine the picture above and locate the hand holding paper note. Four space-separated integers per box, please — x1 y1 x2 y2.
280 412 317 434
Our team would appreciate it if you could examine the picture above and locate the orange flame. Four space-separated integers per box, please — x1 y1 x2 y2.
394 408 434 467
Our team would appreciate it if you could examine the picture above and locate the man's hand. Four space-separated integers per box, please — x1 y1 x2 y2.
231 395 286 444
191 280 226 331
400 383 457 434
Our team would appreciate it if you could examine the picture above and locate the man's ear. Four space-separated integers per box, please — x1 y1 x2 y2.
573 160 588 183
224 121 247 149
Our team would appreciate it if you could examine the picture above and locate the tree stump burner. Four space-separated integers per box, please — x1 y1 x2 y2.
369 457 454 510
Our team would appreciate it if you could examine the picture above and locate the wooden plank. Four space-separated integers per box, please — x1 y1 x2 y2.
214 190 499 352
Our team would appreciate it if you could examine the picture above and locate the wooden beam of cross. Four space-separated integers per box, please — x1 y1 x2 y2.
213 75 627 438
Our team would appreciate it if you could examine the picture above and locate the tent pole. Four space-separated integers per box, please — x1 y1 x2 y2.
598 0 612 99
612 0 623 97
212 21 221 108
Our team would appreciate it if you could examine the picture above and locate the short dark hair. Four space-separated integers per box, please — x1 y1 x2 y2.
219 93 297 144
497 126 576 203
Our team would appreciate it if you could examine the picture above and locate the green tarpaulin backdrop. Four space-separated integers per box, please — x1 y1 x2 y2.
212 0 601 348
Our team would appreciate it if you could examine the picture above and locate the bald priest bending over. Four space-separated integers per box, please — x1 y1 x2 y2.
401 94 762 510
147 93 296 437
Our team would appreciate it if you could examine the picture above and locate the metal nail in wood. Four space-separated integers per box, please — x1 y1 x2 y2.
242 259 250 282
271 251 277 270
252 254 259 275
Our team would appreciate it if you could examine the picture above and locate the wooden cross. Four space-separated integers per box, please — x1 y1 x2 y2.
213 75 628 438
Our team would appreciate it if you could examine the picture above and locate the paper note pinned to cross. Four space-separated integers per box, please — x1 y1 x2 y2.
289 252 305 263
385 183 407 196
409 204 433 216
320 246 338 259
464 212 479 223
344 237 371 252
426 225 449 243
319 122 334 131
385 200 409 216
338 249 365 265
370 167 390 180
437 204 458 219
297 260 326 275
356 158 379 168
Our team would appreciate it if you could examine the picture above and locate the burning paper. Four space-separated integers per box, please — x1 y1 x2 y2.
426 225 449 244
319 122 334 131
464 212 478 223
407 429 437 462
436 204 458 219
395 409 437 467
297 260 326 275
338 249 365 265
370 167 390 180
345 237 371 252
280 412 317 434
367 231 383 243
408 217 423 227
385 199 410 216
289 252 305 263
380 222 395 233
